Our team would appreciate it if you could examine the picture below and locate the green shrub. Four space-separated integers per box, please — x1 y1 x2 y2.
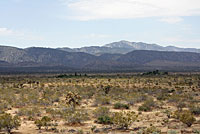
97 115 113 124
114 103 129 109
173 110 196 127
0 113 21 134
144 126 161 134
138 104 151 112
138 98 156 112
112 111 137 129
35 116 52 130
180 111 196 127
93 107 112 124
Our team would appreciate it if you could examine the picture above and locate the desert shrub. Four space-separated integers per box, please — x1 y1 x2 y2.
114 102 129 109
190 106 200 115
180 111 196 127
0 113 21 134
138 105 151 112
35 116 52 130
97 115 113 124
93 107 112 124
112 111 137 129
65 110 89 125
138 98 156 112
173 110 196 127
144 126 161 134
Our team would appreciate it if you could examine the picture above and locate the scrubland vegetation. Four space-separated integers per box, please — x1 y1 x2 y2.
0 73 200 134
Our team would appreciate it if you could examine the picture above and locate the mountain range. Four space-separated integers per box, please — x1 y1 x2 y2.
58 40 200 55
0 41 200 73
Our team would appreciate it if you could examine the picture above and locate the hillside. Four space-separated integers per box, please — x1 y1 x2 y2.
1 44 200 73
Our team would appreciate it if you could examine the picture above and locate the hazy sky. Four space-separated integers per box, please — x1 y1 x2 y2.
0 0 200 48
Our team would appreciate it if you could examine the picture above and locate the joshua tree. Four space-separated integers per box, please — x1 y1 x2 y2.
65 91 81 108
102 85 111 95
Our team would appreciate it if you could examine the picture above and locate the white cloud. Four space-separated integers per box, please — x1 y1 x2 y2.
0 28 14 36
61 0 200 21
0 27 44 41
160 17 183 24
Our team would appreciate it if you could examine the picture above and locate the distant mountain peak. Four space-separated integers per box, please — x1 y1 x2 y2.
104 40 135 48
57 40 200 55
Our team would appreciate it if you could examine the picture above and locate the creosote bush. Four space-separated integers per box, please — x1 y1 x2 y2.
93 107 112 124
34 116 52 130
114 102 129 109
112 111 137 129
0 113 21 134
138 98 156 112
97 115 113 124
144 126 161 134
173 110 196 127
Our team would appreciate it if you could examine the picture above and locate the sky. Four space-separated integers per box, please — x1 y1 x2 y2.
0 0 200 48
